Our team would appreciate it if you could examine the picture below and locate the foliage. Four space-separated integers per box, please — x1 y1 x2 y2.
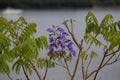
0 17 53 80
1 11 120 80
55 11 120 80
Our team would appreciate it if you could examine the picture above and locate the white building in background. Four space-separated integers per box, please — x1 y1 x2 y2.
2 7 23 15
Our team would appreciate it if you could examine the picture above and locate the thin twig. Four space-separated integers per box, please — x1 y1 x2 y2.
84 34 98 53
70 19 74 34
43 59 48 80
86 58 92 77
87 50 120 79
63 55 72 77
82 59 86 80
55 62 66 68
87 69 97 78
102 53 117 68
93 49 108 80
64 22 81 50
28 59 42 80
106 47 120 56
71 51 81 80
6 72 13 80
107 53 120 65
22 65 30 80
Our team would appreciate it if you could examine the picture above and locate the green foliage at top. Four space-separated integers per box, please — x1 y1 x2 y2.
84 11 101 46
84 11 120 51
86 11 99 34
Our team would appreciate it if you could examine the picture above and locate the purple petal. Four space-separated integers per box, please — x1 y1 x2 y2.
67 41 73 50
55 39 61 45
65 40 71 43
71 51 76 56
58 34 65 40
49 44 55 52
49 47 54 52
55 44 59 49
60 43 65 50
47 28 54 32
57 27 64 32
62 32 69 36
69 50 76 57
49 37 54 42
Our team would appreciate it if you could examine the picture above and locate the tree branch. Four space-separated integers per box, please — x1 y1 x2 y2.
93 49 108 80
86 58 92 77
22 65 30 80
71 51 81 80
43 58 49 80
6 72 13 80
63 55 72 78
28 59 42 80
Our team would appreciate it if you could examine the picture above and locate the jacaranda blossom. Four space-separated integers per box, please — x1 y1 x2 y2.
47 25 76 57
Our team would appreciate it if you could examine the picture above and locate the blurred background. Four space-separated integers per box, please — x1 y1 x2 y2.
0 0 120 80
0 0 120 9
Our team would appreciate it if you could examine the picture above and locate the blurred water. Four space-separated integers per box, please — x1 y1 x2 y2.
0 8 120 80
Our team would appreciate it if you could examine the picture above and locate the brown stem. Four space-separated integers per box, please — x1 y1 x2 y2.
71 51 81 80
22 65 30 80
63 55 72 77
82 59 87 80
86 58 92 78
64 21 84 80
87 51 117 79
106 47 120 56
87 69 97 78
101 49 119 68
93 50 108 80
28 59 42 80
43 60 48 80
64 22 81 50
70 19 74 34
6 73 13 80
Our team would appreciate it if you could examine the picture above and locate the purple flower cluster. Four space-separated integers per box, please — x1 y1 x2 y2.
47 26 76 57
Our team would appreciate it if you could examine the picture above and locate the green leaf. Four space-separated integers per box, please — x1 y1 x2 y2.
35 36 49 50
100 14 114 31
117 21 120 29
0 17 14 37
80 53 88 60
85 11 99 33
90 51 98 58
12 59 32 74
20 23 36 41
0 61 10 74
84 33 101 46
37 58 55 69
64 56 72 61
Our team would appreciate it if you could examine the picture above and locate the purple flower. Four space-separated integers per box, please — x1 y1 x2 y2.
47 26 76 57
